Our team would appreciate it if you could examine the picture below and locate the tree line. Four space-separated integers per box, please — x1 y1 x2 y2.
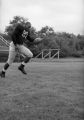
1 16 84 58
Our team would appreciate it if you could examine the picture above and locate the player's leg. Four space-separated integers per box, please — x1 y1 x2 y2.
0 42 16 78
17 45 33 74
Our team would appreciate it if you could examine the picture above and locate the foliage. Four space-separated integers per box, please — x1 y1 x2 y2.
0 16 84 58
5 16 36 36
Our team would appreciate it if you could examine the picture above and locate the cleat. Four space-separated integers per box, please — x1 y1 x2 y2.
18 66 27 75
0 71 5 78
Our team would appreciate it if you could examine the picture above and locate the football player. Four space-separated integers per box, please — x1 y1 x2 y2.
0 22 43 78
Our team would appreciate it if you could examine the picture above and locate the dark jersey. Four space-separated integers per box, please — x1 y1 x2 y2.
11 24 34 45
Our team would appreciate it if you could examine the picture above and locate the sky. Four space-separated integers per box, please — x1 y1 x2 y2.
0 0 84 35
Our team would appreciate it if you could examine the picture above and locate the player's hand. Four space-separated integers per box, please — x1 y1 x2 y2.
42 33 46 37
34 37 43 43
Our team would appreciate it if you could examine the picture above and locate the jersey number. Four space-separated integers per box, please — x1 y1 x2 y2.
22 30 28 39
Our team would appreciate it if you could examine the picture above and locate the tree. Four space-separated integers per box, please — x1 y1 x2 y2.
5 16 32 36
3 15 84 58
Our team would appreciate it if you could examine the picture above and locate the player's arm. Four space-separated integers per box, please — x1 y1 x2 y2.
26 29 35 42
26 31 45 45
33 32 46 43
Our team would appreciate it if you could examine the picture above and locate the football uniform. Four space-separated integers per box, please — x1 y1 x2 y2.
7 24 34 65
0 23 43 77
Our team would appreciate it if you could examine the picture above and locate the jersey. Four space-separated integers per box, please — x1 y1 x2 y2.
11 24 34 45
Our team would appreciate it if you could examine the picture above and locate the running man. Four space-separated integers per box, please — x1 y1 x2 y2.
0 22 43 78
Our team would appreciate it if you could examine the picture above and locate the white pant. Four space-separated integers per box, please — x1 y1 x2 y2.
7 42 33 65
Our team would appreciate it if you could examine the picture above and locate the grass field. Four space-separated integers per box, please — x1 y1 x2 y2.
0 59 84 120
